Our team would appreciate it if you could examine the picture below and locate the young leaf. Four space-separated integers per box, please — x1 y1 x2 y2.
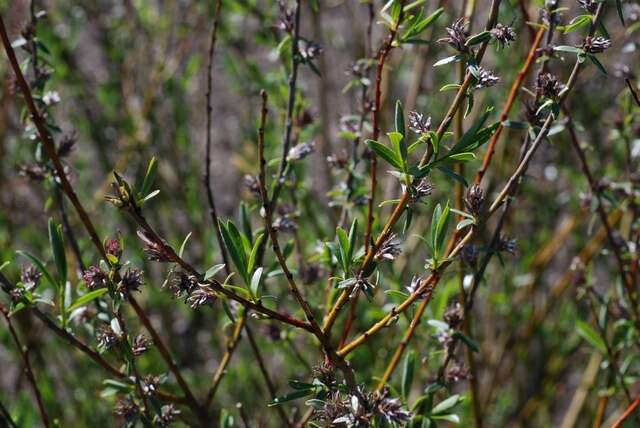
66 288 108 313
465 30 491 46
447 152 476 162
576 320 607 354
204 264 226 280
250 267 264 299
395 100 405 138
178 232 192 258
387 132 407 170
435 202 451 254
219 220 249 285
431 394 461 415
336 226 350 274
247 232 265 275
433 54 466 67
347 218 358 268
365 139 403 169
139 156 158 198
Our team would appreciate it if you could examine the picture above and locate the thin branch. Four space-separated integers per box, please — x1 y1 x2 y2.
205 310 246 406
0 304 50 428
245 323 293 428
612 397 640 428
203 0 230 272
364 2 405 254
270 0 302 208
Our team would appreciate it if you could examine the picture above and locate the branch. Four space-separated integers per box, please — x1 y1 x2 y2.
0 304 50 428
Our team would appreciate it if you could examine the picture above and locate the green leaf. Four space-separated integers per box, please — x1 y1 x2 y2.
387 132 406 169
204 264 226 280
432 202 451 260
336 226 350 274
431 394 461 415
430 204 442 253
440 83 462 92
178 232 192 258
17 251 57 291
452 331 479 352
414 7 443 33
347 218 358 268
433 54 466 67
365 139 403 169
587 54 607 75
250 267 263 299
447 152 476 162
563 15 592 33
219 220 249 285
402 350 416 401
616 0 625 26
502 120 529 130
436 166 468 187
395 100 405 138
465 30 491 46
48 218 66 284
576 320 607 354
432 413 461 423
553 45 582 54
66 288 108 313
247 232 265 275
139 156 158 198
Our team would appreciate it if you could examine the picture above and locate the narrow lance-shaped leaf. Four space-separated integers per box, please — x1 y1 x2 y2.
139 156 158 198
219 220 249 285
365 139 403 169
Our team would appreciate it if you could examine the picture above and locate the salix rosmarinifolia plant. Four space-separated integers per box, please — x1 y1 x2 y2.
1 0 639 426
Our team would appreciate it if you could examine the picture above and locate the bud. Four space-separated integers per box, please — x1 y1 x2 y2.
439 18 469 52
536 72 564 99
583 36 611 54
374 234 402 262
82 266 108 290
473 66 500 89
408 111 432 134
464 185 484 215
490 23 516 48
